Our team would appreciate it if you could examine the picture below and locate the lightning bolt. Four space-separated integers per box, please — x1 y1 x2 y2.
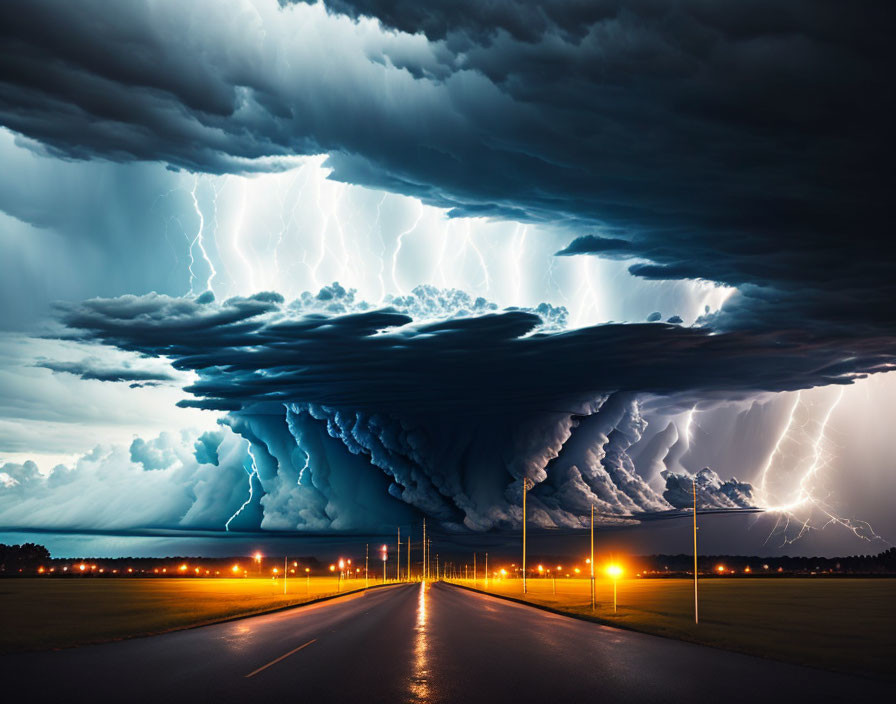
392 201 424 295
225 440 259 531
189 174 217 293
758 388 887 546
373 193 389 301
297 447 311 485
230 178 255 294
463 219 491 292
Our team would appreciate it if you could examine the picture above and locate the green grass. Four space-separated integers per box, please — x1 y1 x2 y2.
448 577 896 680
0 576 378 652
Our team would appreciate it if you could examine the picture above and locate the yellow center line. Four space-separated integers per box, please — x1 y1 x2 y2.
244 638 317 678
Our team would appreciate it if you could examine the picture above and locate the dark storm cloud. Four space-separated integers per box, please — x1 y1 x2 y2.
1 1 892 346
34 359 176 384
56 291 893 415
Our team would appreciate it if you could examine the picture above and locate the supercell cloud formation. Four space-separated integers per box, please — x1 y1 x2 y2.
0 1 894 550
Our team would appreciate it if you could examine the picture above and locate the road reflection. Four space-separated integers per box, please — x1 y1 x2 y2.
409 581 431 702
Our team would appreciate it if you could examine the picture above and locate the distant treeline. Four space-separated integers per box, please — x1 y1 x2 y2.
3 542 895 575
633 548 896 574
0 543 51 572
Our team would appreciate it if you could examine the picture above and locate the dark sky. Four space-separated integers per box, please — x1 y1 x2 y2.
0 1 894 557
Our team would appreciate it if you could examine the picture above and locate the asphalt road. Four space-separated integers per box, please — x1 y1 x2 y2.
1 582 886 702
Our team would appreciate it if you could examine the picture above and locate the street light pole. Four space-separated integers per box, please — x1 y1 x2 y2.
473 553 476 585
590 504 596 611
422 519 427 581
365 543 369 588
284 556 287 595
485 552 488 588
522 477 530 594
407 532 411 581
693 478 699 625
397 527 401 581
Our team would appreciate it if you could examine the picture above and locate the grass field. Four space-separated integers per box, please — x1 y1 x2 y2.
447 576 896 679
0 576 382 652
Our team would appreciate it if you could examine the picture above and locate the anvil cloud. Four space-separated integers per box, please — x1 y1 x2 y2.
0 0 894 549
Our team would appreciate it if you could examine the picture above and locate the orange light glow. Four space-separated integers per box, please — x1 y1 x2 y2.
79 563 86 572
537 564 544 573
232 564 240 573
179 564 188 572
716 564 726 573
606 564 623 578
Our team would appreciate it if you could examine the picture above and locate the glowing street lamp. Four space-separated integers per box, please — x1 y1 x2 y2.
606 564 623 613
381 545 388 583
254 552 263 576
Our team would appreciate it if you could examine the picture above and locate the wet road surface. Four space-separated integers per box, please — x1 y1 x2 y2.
1 581 886 702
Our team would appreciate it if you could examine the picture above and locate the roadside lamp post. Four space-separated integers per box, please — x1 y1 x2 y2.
607 564 623 613
381 545 388 583
522 477 532 594
692 478 699 625
338 558 345 591
254 552 262 576
590 504 596 611
305 567 310 593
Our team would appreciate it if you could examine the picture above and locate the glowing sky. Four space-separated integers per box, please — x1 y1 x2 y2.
0 0 893 557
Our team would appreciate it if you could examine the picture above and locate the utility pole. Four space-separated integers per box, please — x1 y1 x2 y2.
436 553 439 580
422 519 427 581
473 553 476 584
522 477 530 594
397 527 401 581
693 479 699 625
284 556 288 595
590 504 596 610
407 532 411 581
485 552 488 588
365 544 369 588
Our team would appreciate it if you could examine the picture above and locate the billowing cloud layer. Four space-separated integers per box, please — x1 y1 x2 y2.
1 1 893 543
41 283 896 531
57 287 893 417
1 0 891 357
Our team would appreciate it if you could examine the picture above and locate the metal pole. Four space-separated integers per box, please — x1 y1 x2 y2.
485 552 488 588
590 504 595 610
613 578 617 613
522 478 528 594
397 527 401 581
422 519 427 581
693 479 699 625
473 553 476 585
365 544 369 588
407 532 411 582
284 556 287 595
